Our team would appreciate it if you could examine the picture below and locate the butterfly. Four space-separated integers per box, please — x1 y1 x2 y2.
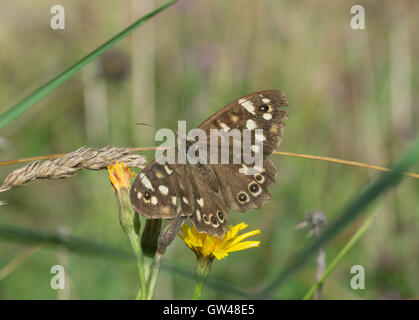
130 90 288 238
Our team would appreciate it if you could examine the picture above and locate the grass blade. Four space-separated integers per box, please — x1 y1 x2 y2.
0 222 249 298
256 136 419 298
0 0 179 129
0 223 133 259
302 213 375 300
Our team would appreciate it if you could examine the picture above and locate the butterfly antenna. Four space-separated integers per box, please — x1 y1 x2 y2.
136 122 155 129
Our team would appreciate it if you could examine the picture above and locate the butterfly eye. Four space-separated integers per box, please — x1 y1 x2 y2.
258 104 269 112
237 192 249 203
144 191 151 200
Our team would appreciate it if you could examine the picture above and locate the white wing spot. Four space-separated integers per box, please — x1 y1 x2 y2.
141 175 155 191
241 100 255 114
164 165 173 175
197 198 204 207
219 122 230 132
239 164 264 175
262 98 271 104
254 165 265 173
239 164 251 175
171 196 177 205
151 196 158 205
196 209 202 222
263 113 272 120
246 119 257 130
255 132 266 142
137 192 142 199
182 197 189 205
158 185 169 195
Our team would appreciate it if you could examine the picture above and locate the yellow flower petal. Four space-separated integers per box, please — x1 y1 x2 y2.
222 229 261 250
226 241 261 253
178 223 260 261
108 160 131 191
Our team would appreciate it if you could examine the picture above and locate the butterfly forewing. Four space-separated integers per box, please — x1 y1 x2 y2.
197 90 288 159
130 160 178 219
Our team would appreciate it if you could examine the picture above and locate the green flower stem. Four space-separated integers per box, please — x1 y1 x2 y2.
116 190 147 300
193 256 213 300
141 219 162 283
127 227 147 300
143 256 153 284
146 251 163 300
302 213 376 300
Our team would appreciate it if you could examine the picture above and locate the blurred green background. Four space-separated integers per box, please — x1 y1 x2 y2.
0 0 418 299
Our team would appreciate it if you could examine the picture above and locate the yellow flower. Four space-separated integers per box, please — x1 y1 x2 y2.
107 160 138 235
179 222 261 261
108 160 131 191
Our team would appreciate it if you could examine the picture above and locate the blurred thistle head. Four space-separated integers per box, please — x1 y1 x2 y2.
100 49 129 82
178 222 261 262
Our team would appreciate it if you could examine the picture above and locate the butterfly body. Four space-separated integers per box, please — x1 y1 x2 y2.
130 90 288 238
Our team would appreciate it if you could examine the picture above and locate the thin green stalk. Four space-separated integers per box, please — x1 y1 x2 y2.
143 256 154 284
146 251 163 300
303 213 376 300
127 228 147 300
193 256 212 300
193 278 206 300
0 0 179 129
256 135 419 298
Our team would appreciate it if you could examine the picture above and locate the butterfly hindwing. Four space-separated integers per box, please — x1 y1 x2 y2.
212 159 277 212
187 164 229 238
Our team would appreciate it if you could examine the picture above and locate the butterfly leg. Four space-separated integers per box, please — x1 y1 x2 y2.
157 207 186 254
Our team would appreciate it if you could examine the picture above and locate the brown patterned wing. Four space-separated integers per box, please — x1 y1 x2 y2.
197 90 288 158
186 163 229 238
211 159 277 213
130 161 179 219
195 90 288 214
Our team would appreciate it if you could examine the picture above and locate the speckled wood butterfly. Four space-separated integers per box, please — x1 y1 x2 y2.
130 90 288 239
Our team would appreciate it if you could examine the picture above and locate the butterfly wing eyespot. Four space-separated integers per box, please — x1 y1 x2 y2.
258 104 269 113
130 160 179 220
143 190 151 200
217 210 224 221
249 183 259 193
255 174 265 184
210 214 219 226
237 192 249 203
